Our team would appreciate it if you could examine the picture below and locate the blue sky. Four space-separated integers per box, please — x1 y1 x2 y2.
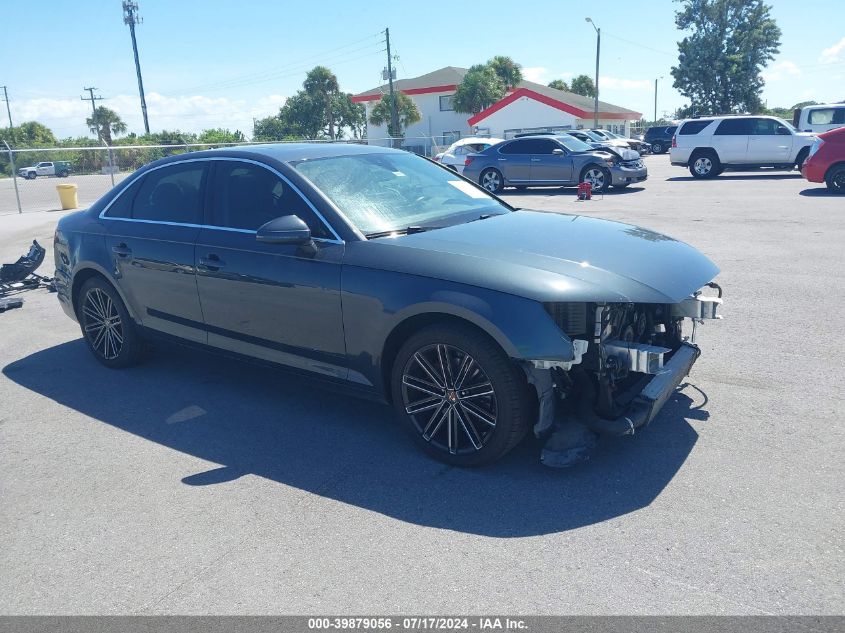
1 0 843 139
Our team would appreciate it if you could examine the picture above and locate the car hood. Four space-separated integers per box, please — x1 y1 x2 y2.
349 210 719 304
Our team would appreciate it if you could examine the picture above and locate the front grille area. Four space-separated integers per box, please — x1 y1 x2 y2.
544 302 588 336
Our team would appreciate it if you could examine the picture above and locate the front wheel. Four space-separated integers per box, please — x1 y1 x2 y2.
391 324 531 466
479 168 504 194
580 165 611 192
826 165 845 193
651 141 664 154
59 170 69 177
76 277 143 368
26 172 36 180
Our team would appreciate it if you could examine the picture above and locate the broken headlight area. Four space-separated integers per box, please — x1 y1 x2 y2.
528 284 722 467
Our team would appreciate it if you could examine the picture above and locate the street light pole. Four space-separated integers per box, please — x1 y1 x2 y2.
654 76 663 122
586 18 600 128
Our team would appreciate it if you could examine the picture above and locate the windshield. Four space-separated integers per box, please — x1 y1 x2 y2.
583 130 606 141
555 135 594 152
293 152 511 235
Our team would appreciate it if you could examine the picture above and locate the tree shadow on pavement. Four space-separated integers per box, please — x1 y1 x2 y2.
4 340 704 537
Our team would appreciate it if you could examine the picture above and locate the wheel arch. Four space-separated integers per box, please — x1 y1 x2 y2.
70 264 137 321
824 160 845 180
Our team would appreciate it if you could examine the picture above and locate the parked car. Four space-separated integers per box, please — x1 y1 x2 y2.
433 137 503 174
463 134 647 193
670 115 815 178
590 129 651 154
793 103 845 134
801 125 845 193
18 161 71 179
644 125 678 154
563 130 642 161
53 143 721 466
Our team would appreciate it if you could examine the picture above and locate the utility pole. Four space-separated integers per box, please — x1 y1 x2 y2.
1 86 14 134
654 77 662 122
586 18 600 128
385 27 399 146
81 87 104 140
123 1 150 134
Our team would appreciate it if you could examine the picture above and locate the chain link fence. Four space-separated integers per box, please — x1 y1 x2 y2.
1 136 447 216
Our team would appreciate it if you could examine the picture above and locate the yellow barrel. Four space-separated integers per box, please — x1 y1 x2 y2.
56 183 79 210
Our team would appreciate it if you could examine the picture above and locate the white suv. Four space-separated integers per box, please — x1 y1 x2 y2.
670 115 816 178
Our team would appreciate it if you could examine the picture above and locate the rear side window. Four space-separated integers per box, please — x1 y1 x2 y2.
715 119 752 135
679 120 713 135
131 163 207 224
500 140 534 154
808 109 838 125
666 126 677 135
104 178 143 218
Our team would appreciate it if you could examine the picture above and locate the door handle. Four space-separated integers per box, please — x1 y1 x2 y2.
198 254 226 271
111 243 132 258
531 158 542 162
497 158 507 161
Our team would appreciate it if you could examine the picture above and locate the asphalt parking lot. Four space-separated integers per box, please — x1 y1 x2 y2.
0 154 843 615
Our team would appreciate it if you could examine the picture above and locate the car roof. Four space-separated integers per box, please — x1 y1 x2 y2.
451 137 502 146
153 142 407 167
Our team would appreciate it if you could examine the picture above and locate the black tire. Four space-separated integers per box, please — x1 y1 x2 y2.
689 150 720 178
580 164 612 192
651 141 664 154
26 172 36 180
59 170 69 177
825 164 845 193
76 277 143 369
391 323 531 466
479 168 504 194
794 147 810 170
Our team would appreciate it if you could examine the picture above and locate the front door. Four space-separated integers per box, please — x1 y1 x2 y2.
100 160 208 343
194 159 348 380
746 118 792 163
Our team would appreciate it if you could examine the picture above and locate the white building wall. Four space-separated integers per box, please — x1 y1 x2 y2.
471 97 633 137
364 91 472 153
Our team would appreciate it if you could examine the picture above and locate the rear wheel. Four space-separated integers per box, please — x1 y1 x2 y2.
794 147 810 170
826 165 845 193
689 151 720 178
76 277 143 368
479 168 504 193
391 324 530 466
651 141 664 154
580 165 611 192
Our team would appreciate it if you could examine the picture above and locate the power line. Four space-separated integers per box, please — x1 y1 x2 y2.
123 1 150 134
81 87 103 140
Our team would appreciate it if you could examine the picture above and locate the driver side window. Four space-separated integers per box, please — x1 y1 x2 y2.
209 161 330 238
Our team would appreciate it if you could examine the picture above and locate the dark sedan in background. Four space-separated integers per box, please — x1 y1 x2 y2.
462 134 647 193
54 143 720 467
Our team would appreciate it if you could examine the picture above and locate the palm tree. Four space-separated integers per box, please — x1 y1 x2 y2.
304 66 340 140
368 92 421 138
488 55 523 89
548 79 570 92
452 64 506 114
86 106 127 144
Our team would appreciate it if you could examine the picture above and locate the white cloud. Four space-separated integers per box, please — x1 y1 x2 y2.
762 60 802 82
11 93 287 139
820 37 845 64
521 67 573 84
599 76 652 90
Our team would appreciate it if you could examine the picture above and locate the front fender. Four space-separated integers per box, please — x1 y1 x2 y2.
341 265 575 397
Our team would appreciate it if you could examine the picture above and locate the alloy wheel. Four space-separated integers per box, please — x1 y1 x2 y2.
831 169 845 192
401 343 498 455
694 157 712 175
81 287 124 361
583 168 606 190
481 170 501 192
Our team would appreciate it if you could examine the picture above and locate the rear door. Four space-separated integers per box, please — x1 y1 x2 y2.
712 118 751 163
747 118 791 163
193 159 348 379
528 138 574 183
100 160 208 343
496 140 534 182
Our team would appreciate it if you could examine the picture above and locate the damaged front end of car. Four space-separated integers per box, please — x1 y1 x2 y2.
524 283 723 467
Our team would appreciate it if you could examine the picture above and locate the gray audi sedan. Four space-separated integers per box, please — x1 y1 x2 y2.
54 143 719 467
462 133 647 193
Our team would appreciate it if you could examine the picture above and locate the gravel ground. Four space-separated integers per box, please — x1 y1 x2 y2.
0 154 842 615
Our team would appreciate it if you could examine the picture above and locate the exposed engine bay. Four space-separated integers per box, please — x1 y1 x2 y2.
526 283 723 467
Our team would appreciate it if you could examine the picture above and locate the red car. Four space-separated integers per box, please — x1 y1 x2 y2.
801 126 845 193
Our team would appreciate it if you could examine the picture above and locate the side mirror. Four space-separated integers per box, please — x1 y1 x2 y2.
552 148 565 155
256 215 311 244
776 126 791 135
